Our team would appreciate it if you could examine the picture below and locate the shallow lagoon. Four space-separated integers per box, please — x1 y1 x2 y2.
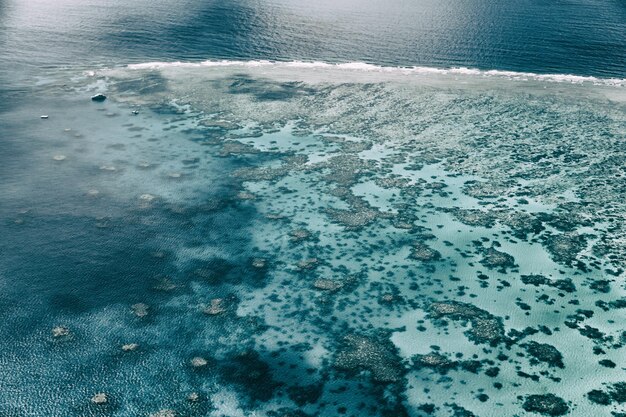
1 63 625 416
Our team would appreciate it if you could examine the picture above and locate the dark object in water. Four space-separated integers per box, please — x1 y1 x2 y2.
522 394 569 416
91 93 107 102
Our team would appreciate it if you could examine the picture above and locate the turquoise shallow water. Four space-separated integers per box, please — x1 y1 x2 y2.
0 63 625 416
1 0 626 415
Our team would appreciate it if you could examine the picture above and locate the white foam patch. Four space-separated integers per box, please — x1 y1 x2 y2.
126 59 626 87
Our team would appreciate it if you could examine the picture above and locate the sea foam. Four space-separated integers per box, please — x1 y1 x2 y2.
126 60 626 87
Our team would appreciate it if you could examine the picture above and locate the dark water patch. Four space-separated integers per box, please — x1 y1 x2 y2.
186 255 268 288
0 214 170 312
226 75 317 101
287 383 324 407
268 408 314 417
218 350 281 404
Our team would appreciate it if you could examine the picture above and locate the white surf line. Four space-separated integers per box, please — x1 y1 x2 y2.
126 60 626 87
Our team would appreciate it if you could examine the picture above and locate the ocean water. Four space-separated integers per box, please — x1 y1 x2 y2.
1 1 626 417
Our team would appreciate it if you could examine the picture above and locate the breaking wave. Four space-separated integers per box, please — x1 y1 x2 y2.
127 60 626 86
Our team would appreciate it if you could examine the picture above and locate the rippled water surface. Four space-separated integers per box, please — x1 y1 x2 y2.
1 0 626 77
1 1 625 417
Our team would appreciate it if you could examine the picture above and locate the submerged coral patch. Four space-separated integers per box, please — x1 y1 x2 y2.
522 394 569 416
334 333 404 383
3 63 625 417
429 301 505 344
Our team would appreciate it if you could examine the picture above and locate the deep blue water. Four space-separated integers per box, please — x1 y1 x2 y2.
1 0 625 80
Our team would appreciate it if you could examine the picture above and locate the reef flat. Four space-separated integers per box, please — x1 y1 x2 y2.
0 63 624 416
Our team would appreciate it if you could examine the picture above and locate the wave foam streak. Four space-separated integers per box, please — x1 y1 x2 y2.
126 60 626 86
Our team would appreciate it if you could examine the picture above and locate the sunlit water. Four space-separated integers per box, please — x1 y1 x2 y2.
1 1 626 416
